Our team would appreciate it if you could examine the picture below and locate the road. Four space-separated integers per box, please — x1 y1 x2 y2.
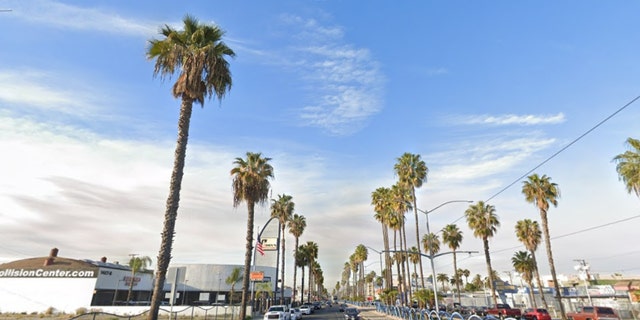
294 303 392 320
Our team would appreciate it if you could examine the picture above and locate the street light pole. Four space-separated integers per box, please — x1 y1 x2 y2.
416 200 473 313
365 246 384 288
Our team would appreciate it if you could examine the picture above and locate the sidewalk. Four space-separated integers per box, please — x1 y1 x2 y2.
358 306 400 320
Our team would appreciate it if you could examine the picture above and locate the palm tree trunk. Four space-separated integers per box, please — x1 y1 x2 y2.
401 223 412 303
280 224 286 305
148 98 193 320
531 251 548 310
127 270 135 304
527 279 537 309
382 224 392 290
453 251 461 306
300 266 306 304
292 238 299 304
540 209 566 320
411 189 426 289
483 237 498 307
393 230 403 304
239 200 256 320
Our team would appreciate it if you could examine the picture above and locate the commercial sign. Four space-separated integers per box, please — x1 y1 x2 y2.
250 271 264 281
0 268 97 278
260 237 278 251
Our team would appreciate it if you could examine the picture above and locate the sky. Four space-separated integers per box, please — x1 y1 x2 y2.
0 0 639 292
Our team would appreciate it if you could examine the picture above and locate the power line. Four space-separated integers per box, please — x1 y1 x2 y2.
489 214 640 255
450 94 640 226
485 94 640 203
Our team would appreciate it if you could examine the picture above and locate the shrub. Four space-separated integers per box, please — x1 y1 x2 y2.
76 307 88 315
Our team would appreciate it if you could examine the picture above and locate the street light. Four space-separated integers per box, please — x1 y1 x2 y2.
416 200 473 313
574 259 592 305
365 246 384 288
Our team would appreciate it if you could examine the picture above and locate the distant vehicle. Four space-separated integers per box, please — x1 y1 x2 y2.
264 305 290 320
344 307 360 320
486 304 522 319
522 308 552 320
290 308 302 320
339 303 348 312
312 301 322 309
567 306 620 320
299 305 312 315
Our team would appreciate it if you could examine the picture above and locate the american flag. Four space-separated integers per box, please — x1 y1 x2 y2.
256 237 265 256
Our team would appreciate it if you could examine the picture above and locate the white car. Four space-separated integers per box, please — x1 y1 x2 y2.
264 305 290 320
290 308 302 320
299 304 312 315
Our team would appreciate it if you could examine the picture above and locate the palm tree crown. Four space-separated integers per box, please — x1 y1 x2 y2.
613 137 640 197
148 15 235 105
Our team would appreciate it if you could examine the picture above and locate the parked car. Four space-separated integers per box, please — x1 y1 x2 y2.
487 304 522 319
264 305 290 320
522 308 552 320
290 308 302 320
339 303 348 312
567 306 619 320
344 307 360 320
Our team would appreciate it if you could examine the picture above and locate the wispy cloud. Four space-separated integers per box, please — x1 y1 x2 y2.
462 112 566 126
0 69 104 116
278 14 385 135
6 0 157 37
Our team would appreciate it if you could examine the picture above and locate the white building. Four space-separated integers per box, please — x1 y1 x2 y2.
0 248 278 314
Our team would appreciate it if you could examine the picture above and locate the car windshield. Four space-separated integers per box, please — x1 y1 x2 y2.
269 307 285 312
346 308 358 314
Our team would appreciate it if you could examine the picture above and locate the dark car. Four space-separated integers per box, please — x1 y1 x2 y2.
339 304 348 312
522 308 552 320
344 307 360 320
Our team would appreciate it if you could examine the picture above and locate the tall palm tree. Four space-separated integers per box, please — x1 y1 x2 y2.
394 152 428 289
461 269 470 286
231 152 274 320
408 246 420 290
436 273 449 292
226 267 243 310
390 182 413 302
146 15 235 320
371 187 393 290
288 214 306 304
296 245 310 304
512 251 537 309
442 224 464 305
515 219 548 309
465 201 500 307
126 256 152 304
271 194 295 304
355 244 369 297
613 137 640 198
304 241 319 302
522 174 565 320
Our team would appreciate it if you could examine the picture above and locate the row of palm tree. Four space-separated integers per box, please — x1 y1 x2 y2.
141 11 640 320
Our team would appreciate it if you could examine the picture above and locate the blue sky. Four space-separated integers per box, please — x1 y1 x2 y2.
1 0 639 291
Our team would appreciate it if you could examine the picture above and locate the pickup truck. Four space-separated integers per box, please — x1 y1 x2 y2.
263 305 290 320
567 306 620 320
486 304 522 319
